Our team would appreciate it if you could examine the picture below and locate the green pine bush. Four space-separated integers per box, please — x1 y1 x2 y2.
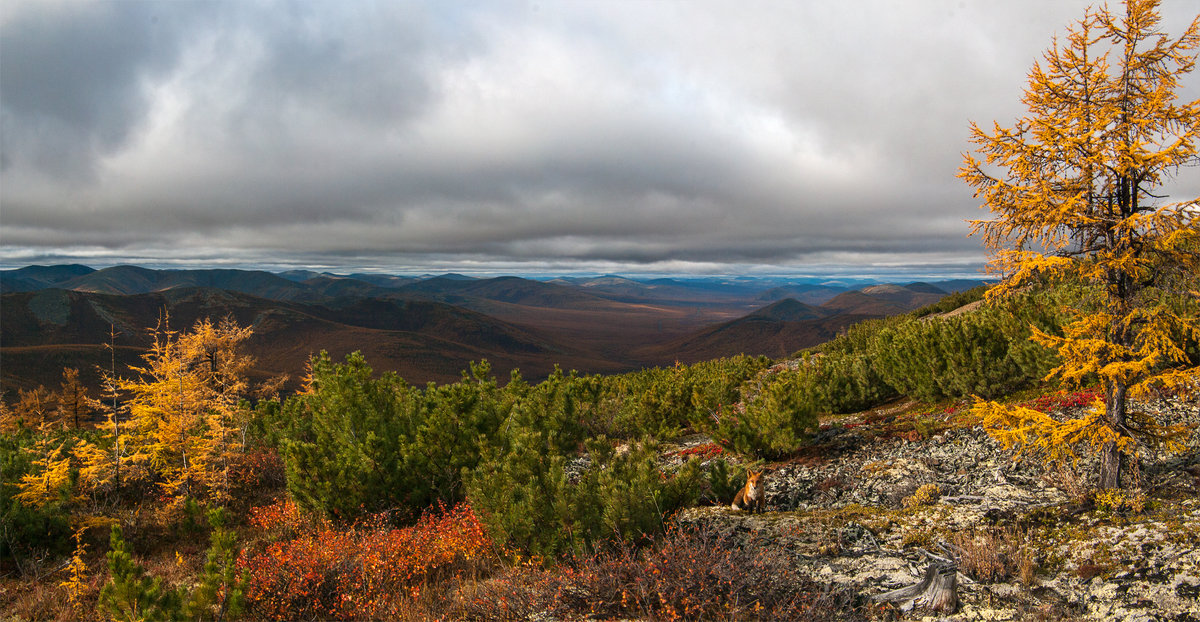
100 509 246 622
279 352 512 521
698 369 819 459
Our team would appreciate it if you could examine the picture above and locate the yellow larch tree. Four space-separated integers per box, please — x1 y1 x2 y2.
14 433 74 508
56 367 92 429
960 0 1200 489
112 314 254 502
0 399 16 433
11 385 57 431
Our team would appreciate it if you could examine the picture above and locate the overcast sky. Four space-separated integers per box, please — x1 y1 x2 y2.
2 1 1198 279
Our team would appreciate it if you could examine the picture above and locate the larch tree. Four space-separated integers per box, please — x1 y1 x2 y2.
114 315 254 502
960 0 1200 489
56 368 91 430
12 385 56 431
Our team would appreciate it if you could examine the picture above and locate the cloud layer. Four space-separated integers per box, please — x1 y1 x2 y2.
3 0 1198 277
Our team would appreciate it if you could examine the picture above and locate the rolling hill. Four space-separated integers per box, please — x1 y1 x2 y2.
393 275 615 309
754 283 847 305
641 297 868 363
0 265 979 398
645 282 964 363
0 287 605 393
820 283 948 316
56 266 311 300
0 264 97 293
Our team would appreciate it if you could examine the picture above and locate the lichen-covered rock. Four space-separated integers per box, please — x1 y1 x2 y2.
670 397 1200 621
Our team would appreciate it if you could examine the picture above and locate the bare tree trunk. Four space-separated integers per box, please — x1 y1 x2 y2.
1099 381 1128 489
873 563 959 614
109 325 122 496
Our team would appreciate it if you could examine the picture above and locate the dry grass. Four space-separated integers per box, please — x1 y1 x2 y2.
952 525 1038 584
451 524 869 621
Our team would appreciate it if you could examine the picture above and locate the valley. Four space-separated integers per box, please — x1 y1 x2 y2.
0 264 985 396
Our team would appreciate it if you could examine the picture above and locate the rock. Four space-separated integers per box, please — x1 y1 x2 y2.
665 397 1200 621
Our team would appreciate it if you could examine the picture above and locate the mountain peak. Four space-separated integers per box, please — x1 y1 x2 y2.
748 298 830 322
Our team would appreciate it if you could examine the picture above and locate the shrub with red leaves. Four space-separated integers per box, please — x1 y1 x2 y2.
1022 388 1102 414
670 442 724 460
238 502 496 621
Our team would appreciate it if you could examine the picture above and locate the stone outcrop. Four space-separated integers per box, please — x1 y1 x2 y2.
671 396 1200 621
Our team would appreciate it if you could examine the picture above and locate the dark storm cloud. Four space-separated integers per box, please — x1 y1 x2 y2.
1 0 1197 276
0 2 196 176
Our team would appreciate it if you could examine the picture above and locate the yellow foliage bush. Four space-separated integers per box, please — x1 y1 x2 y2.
903 483 941 509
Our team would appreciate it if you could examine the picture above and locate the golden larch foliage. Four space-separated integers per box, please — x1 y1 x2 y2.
111 314 255 502
960 0 1200 489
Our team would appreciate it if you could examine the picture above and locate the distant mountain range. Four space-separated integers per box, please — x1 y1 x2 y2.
0 265 988 395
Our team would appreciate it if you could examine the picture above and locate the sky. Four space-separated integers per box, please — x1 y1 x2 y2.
2 1 1198 280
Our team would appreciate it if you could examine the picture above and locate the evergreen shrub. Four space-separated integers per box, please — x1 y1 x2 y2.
698 369 819 459
279 352 511 521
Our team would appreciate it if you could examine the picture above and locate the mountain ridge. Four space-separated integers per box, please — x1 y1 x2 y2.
1 265 988 395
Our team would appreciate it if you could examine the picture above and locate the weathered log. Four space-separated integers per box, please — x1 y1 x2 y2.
872 562 959 614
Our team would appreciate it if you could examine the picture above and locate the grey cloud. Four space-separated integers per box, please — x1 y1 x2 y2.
1 0 1197 277
0 2 194 176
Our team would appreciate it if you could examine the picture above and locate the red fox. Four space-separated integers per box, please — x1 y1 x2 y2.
731 470 765 512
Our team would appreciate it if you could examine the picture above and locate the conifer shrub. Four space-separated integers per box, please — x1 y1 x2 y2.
787 287 1068 412
606 365 698 439
795 316 902 415
279 353 511 521
602 356 770 439
909 285 989 318
0 431 72 572
467 419 704 559
701 457 747 507
100 524 181 622
699 369 819 459
100 509 246 622
507 366 601 455
806 350 896 414
869 290 1067 401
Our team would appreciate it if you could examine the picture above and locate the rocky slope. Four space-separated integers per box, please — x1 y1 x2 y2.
670 395 1200 621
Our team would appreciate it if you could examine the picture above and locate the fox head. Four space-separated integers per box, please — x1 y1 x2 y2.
745 470 763 490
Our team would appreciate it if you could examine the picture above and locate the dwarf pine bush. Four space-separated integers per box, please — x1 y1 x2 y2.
280 353 511 521
699 369 819 459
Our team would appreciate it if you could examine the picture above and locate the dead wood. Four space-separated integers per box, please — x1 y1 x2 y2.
872 562 959 614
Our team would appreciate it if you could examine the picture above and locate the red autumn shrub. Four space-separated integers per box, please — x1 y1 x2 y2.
670 442 724 460
1022 388 1102 414
239 502 496 621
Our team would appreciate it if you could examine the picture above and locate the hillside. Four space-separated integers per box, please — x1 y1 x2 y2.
0 264 97 292
821 283 947 316
645 298 863 362
58 265 311 300
565 275 764 305
756 283 847 305
394 275 615 309
649 283 951 363
0 264 980 396
0 287 605 391
671 394 1200 621
4 274 1197 622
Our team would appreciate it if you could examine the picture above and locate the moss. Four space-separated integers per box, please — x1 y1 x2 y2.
902 484 941 509
794 503 900 535
901 529 934 549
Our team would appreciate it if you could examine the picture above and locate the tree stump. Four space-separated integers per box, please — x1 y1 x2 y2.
872 562 959 614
